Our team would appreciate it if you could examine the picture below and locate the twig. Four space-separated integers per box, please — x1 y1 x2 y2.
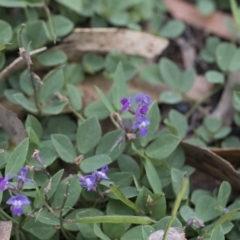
0 208 19 225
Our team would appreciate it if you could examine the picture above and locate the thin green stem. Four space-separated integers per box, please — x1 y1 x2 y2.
0 208 19 225
42 0 56 43
59 181 72 240
32 181 58 219
69 105 85 121
17 24 25 48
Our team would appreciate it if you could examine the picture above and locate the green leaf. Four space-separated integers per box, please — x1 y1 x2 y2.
52 175 81 214
0 0 27 7
0 52 5 70
159 91 182 104
204 116 222 133
160 20 185 39
22 20 48 49
205 70 224 84
67 84 82 111
109 184 141 212
217 181 231 207
144 158 162 194
117 155 141 180
213 126 231 139
36 50 67 67
168 109 188 138
77 116 102 154
55 0 82 14
171 168 189 199
64 63 84 84
145 134 181 160
216 43 237 72
229 48 240 71
142 225 155 240
51 134 77 163
150 194 167 221
80 154 112 173
23 220 56 240
5 138 29 177
230 0 240 28
42 101 67 115
0 20 12 45
82 53 105 74
49 15 74 38
159 58 180 88
210 225 224 240
195 196 219 222
94 224 111 240
180 68 196 92
26 127 40 146
200 37 220 63
221 136 240 148
191 189 211 205
109 172 133 187
197 0 216 16
95 86 115 113
107 186 138 199
84 100 109 120
121 226 144 240
20 70 34 96
34 169 64 208
109 11 129 26
139 64 162 84
38 69 65 103
108 62 128 110
14 93 38 113
75 215 155 224
140 102 161 147
25 115 43 140
96 129 125 161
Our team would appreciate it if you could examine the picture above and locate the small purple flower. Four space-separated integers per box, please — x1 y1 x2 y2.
15 168 31 183
0 174 10 191
6 195 30 216
120 97 132 112
15 168 31 190
93 166 109 180
132 116 150 136
135 93 152 105
80 175 96 191
136 104 149 117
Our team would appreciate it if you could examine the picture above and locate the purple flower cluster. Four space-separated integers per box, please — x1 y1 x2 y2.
120 93 152 136
80 166 109 191
0 167 31 216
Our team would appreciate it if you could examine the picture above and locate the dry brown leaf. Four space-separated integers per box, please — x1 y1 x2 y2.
54 28 169 60
182 142 240 188
211 69 240 125
0 103 26 145
187 75 213 100
0 221 12 240
148 227 186 240
164 0 233 39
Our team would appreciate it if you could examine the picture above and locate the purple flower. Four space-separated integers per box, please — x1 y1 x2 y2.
135 93 152 105
6 195 30 216
80 175 96 191
80 166 109 191
120 97 132 112
14 168 31 190
15 168 31 183
136 104 149 117
0 174 10 191
132 116 150 136
93 166 109 180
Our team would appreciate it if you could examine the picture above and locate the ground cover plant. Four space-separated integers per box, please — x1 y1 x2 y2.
1 0 240 240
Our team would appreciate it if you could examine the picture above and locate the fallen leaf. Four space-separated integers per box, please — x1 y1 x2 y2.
54 28 169 60
164 0 234 40
182 142 240 188
0 221 12 240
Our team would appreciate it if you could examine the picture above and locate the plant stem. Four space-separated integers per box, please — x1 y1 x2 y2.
69 105 85 122
0 208 19 225
59 181 72 240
